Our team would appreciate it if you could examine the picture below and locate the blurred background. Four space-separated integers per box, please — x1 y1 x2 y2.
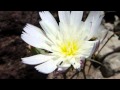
0 11 120 79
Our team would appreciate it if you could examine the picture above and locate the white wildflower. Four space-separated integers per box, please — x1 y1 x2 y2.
21 11 105 74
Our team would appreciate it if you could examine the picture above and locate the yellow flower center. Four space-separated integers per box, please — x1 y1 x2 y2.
60 40 79 56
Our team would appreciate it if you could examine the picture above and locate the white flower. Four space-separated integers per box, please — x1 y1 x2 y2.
21 11 106 74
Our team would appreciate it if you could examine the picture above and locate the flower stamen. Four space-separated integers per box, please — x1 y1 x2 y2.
60 40 79 56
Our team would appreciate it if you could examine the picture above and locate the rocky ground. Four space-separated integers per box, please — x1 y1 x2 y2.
0 11 120 79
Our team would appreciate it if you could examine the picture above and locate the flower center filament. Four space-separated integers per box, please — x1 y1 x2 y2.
60 40 79 56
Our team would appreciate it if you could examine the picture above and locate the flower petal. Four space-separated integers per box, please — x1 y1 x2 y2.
78 40 99 58
39 11 59 36
23 24 44 38
70 58 81 69
39 21 59 43
21 32 52 52
57 66 70 72
88 17 104 39
22 54 54 65
35 60 57 74
82 11 104 40
23 23 52 44
57 61 71 71
58 11 70 27
58 11 71 41
90 40 100 56
59 22 68 40
70 11 83 31
85 11 104 27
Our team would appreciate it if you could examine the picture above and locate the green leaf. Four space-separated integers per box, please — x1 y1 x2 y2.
30 47 47 54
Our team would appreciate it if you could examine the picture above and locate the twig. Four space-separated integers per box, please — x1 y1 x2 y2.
96 34 114 56
88 34 114 74
88 63 92 74
70 70 79 79
88 33 114 73
83 60 87 79
63 66 72 79
63 73 66 79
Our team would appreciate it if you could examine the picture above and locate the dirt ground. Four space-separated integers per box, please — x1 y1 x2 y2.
0 11 120 79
